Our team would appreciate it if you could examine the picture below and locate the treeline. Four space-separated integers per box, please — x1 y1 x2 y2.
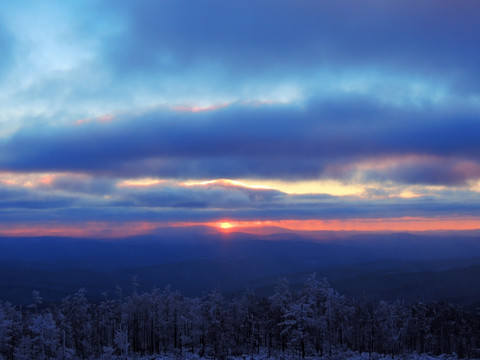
0 275 479 360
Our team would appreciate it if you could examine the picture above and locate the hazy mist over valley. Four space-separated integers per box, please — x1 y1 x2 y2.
2 229 479 306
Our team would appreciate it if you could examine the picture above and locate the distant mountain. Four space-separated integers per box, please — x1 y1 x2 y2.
254 257 480 306
1 229 479 304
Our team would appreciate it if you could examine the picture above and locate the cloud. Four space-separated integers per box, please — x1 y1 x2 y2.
117 185 282 210
103 1 480 83
1 100 479 186
0 185 77 210
362 158 480 186
1 1 478 136
1 174 480 227
0 1 480 233
46 174 114 194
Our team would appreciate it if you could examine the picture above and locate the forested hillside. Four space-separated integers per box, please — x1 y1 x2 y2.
2 233 480 306
1 275 478 360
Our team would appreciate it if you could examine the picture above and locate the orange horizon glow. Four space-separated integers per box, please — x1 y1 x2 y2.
1 216 479 238
202 217 480 233
0 222 160 238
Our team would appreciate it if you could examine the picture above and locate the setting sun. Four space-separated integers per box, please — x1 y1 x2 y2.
219 222 234 229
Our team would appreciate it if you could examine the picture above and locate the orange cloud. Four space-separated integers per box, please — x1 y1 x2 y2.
180 178 373 196
74 118 91 126
0 172 64 188
117 178 166 188
97 114 114 123
0 172 93 190
73 113 115 126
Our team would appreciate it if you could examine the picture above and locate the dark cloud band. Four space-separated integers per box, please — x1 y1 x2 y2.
1 100 479 185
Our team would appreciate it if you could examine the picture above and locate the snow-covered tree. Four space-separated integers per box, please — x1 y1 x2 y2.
59 288 93 359
1 279 479 359
269 277 293 353
113 329 129 357
28 312 59 360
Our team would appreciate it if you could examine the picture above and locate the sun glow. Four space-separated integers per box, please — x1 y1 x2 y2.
201 216 480 233
1 216 480 238
219 222 234 229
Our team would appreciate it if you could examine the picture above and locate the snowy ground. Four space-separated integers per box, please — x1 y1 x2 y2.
100 351 473 360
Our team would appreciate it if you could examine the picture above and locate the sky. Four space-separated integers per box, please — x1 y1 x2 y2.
1 0 480 237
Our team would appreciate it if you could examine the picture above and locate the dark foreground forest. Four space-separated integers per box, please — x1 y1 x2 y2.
0 275 479 360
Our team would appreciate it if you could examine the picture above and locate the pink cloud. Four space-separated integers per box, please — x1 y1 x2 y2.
171 102 231 113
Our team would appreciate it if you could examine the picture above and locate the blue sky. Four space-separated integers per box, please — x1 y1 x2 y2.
1 1 480 236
